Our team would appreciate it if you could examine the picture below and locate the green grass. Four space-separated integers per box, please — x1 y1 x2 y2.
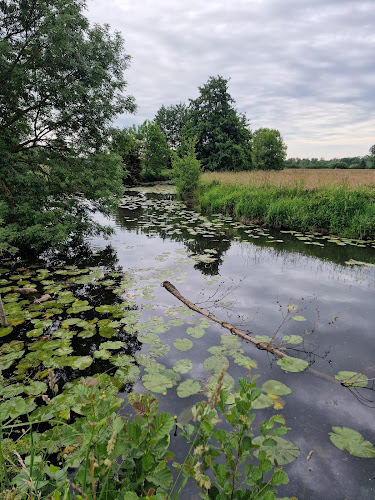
198 180 375 239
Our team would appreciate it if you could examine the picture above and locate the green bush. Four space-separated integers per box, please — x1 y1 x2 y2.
172 138 201 201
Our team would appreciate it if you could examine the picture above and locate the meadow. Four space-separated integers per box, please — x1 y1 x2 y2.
199 169 375 239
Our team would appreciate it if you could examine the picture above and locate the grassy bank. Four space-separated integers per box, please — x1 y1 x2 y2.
198 170 375 239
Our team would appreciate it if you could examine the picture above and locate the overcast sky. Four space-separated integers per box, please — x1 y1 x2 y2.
87 0 375 159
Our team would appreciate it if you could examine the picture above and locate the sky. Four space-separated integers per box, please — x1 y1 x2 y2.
86 0 375 159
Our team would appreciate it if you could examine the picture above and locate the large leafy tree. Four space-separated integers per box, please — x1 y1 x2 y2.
182 76 252 171
0 0 135 251
154 103 187 150
252 128 287 171
369 144 375 169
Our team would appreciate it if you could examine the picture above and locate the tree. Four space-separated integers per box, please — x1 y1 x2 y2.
110 127 142 184
154 103 187 150
0 0 135 251
137 121 170 181
172 137 201 202
251 128 287 170
182 76 252 171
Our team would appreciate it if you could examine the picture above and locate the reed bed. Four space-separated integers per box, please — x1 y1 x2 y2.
202 169 375 190
198 170 375 239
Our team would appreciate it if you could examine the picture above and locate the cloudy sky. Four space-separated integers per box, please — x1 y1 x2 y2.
87 0 375 159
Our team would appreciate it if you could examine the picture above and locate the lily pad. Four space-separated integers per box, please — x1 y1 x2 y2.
253 436 300 465
177 380 201 398
138 333 160 344
329 427 375 458
292 315 306 322
334 371 368 388
203 355 229 372
262 380 292 396
168 318 184 327
251 393 274 409
277 357 309 373
255 335 272 343
100 341 126 350
149 342 170 357
282 335 303 345
186 326 205 338
0 326 13 337
173 359 193 374
68 356 93 370
173 338 193 351
142 373 174 393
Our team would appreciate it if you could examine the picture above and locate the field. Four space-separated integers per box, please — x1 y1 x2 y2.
202 169 375 189
198 169 375 239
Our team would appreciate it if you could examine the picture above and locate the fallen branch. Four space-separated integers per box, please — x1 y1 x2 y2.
162 281 286 359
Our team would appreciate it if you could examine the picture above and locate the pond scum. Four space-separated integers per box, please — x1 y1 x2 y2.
199 171 375 240
1 194 375 498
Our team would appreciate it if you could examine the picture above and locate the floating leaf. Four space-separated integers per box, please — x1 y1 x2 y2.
251 393 274 409
282 335 303 345
335 371 368 388
203 355 229 372
232 354 257 369
287 304 298 311
94 349 111 360
110 354 134 367
292 315 306 322
24 381 48 395
100 341 126 351
142 373 174 393
255 335 271 343
149 342 170 357
329 427 375 458
177 380 201 398
277 357 308 373
150 323 170 334
168 318 184 327
0 326 13 337
253 436 300 465
115 365 140 384
262 380 292 396
173 359 193 374
173 338 193 351
99 326 115 338
138 333 160 344
186 326 205 338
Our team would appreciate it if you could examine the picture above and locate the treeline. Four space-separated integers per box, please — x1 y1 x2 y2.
285 155 374 169
111 75 287 183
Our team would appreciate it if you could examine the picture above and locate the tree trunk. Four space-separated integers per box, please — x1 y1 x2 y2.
0 294 8 327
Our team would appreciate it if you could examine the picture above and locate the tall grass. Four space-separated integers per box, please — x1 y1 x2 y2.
198 172 375 239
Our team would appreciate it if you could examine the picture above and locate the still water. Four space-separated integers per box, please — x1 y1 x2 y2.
88 186 375 499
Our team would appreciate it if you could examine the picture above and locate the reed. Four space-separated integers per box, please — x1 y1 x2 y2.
199 172 375 239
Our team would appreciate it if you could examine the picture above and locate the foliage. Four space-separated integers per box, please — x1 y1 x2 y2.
111 122 170 183
0 0 135 252
369 144 375 169
174 372 292 499
172 137 201 201
154 103 187 150
284 156 368 169
198 177 375 239
252 128 287 171
182 76 252 172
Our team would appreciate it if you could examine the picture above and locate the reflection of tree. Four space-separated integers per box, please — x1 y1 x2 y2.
41 243 120 269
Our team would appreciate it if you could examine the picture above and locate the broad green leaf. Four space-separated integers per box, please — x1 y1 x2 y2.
203 355 229 372
334 371 368 388
262 380 292 396
186 326 205 338
149 342 170 357
138 333 160 344
70 356 93 370
292 315 306 322
255 335 271 343
329 427 375 458
177 380 201 398
251 393 274 409
100 341 126 350
0 326 13 337
142 373 174 393
271 469 289 485
277 357 308 373
173 338 193 351
253 436 300 465
173 359 193 374
282 335 303 345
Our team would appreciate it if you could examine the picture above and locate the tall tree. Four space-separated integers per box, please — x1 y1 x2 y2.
369 145 375 169
182 76 252 171
0 0 135 251
252 128 287 171
154 103 187 150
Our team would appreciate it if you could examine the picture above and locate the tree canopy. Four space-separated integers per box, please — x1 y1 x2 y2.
182 76 252 172
252 128 287 171
154 103 187 150
0 0 135 251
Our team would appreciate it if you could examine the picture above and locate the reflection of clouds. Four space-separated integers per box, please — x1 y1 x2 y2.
87 0 375 158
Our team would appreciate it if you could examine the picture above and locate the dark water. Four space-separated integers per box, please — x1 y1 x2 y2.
2 186 374 499
86 187 375 499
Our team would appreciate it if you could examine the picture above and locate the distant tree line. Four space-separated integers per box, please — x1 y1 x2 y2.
111 75 288 181
285 154 374 169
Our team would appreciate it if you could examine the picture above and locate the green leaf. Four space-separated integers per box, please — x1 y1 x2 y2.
149 342 170 357
334 371 368 388
186 326 205 338
173 338 193 351
173 359 193 374
100 341 126 350
282 335 303 345
292 315 306 322
70 356 93 370
177 380 201 398
262 380 292 396
146 466 173 489
329 427 375 458
253 436 300 465
142 373 174 393
203 355 229 372
138 333 160 344
277 357 308 373
24 381 48 395
0 326 13 337
271 469 289 485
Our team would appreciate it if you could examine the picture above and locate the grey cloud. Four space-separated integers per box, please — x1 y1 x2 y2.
87 0 375 158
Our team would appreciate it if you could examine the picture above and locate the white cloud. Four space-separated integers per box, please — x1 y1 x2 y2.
86 0 375 159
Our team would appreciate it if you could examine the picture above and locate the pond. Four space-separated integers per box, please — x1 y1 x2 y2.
1 185 375 499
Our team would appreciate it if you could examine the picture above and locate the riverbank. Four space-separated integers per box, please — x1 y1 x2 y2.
198 171 375 239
